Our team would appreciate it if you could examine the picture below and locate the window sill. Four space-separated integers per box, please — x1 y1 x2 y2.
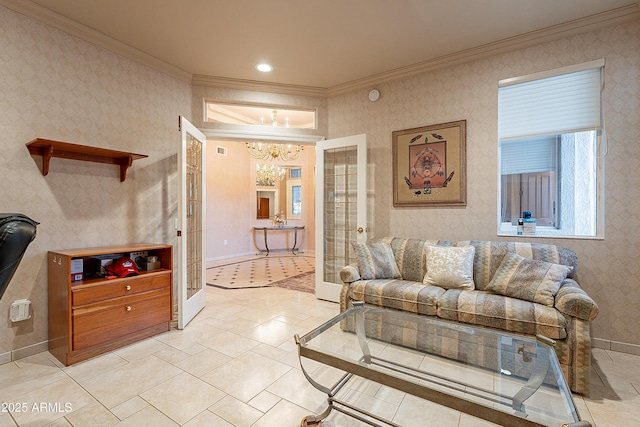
497 224 603 240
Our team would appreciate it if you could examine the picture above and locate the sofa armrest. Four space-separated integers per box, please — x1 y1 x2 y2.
554 279 599 321
340 264 361 284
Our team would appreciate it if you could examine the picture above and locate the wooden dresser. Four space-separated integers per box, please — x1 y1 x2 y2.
47 244 172 366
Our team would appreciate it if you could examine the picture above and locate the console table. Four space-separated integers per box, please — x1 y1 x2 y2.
253 226 305 255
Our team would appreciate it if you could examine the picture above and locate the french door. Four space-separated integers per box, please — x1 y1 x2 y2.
177 116 206 329
315 134 367 302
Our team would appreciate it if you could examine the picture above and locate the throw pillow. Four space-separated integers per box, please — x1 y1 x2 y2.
423 245 475 290
485 252 571 306
353 242 401 280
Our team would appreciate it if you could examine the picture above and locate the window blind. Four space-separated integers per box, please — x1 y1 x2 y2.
500 136 557 175
498 61 603 140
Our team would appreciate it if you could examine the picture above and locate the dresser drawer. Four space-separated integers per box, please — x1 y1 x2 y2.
72 273 170 306
72 289 170 351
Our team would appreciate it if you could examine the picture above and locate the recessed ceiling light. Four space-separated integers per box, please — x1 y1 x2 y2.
256 63 273 73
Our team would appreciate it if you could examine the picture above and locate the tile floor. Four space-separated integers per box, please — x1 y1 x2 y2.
206 255 315 290
1 254 639 426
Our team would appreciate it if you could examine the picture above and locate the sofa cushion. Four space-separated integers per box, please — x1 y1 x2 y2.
423 245 475 290
349 279 446 316
437 289 567 339
353 242 401 280
368 237 454 282
458 240 578 291
485 252 571 306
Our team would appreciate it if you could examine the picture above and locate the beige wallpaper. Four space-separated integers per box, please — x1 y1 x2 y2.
328 19 640 347
0 6 191 357
1 3 638 358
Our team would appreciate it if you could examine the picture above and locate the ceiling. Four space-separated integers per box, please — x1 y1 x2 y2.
3 0 639 95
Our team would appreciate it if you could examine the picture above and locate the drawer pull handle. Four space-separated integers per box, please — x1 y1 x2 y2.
126 285 132 291
126 306 132 312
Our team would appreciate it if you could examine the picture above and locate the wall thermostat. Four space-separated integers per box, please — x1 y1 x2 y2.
368 89 380 102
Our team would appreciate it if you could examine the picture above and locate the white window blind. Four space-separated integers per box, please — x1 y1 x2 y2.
500 136 557 175
498 60 603 140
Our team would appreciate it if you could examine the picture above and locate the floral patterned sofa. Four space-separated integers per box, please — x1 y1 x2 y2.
339 237 599 395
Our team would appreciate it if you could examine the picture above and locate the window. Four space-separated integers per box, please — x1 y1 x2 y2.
291 185 302 215
289 167 302 179
286 179 302 220
205 101 316 129
497 60 604 238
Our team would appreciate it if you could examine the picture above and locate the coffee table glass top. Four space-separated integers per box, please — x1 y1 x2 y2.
296 302 588 427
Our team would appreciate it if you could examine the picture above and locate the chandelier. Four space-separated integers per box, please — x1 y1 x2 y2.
261 109 289 127
246 141 303 161
256 164 286 186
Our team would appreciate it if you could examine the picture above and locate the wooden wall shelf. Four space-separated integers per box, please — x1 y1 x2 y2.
26 138 148 182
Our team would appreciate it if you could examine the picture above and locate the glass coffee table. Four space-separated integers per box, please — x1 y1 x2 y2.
294 302 590 427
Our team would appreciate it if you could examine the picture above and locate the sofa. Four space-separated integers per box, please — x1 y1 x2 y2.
339 237 599 395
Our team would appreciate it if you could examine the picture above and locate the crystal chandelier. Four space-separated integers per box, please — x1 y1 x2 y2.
246 141 303 161
261 109 289 127
256 164 286 186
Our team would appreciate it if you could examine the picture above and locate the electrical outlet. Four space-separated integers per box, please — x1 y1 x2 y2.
10 299 31 322
224 240 228 245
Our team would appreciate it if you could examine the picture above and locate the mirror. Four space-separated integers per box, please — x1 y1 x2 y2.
256 166 302 220
256 189 278 219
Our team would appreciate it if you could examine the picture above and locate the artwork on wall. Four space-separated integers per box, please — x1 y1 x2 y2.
392 120 467 207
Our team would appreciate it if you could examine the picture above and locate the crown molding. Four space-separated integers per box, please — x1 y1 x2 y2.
0 0 192 83
327 3 640 97
3 0 638 98
191 74 329 98
198 3 639 98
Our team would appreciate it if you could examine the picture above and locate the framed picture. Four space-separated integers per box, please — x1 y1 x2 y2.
392 120 466 207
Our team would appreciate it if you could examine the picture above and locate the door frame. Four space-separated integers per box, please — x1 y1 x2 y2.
200 130 325 263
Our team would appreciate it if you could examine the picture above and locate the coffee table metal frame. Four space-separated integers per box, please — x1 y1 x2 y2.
294 302 591 427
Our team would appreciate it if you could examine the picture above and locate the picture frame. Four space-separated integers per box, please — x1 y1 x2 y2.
392 120 466 207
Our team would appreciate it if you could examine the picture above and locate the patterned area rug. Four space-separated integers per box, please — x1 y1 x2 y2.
268 271 315 293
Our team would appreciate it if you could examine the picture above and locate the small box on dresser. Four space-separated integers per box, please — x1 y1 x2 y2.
47 243 173 366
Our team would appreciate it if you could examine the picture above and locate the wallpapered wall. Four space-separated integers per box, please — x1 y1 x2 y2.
327 20 640 348
1 4 638 358
0 7 191 358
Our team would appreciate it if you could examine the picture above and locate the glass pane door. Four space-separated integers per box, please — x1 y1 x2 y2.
315 135 367 302
186 134 203 299
178 116 206 329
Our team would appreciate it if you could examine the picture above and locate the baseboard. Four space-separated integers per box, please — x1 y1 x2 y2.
0 340 49 365
2 335 637 366
591 337 610 350
592 337 640 356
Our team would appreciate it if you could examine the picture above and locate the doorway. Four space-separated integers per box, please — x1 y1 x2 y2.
204 138 317 263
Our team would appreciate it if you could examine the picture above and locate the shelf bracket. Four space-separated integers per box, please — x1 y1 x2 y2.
119 155 133 182
42 144 53 176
